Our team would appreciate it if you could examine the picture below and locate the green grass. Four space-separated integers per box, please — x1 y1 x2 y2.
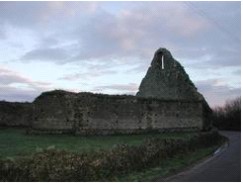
0 128 224 182
117 146 218 181
0 128 196 158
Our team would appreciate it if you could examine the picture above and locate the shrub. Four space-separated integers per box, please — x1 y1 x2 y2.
0 131 226 181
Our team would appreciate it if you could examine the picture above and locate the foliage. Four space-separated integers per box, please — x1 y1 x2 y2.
0 130 226 181
212 97 241 131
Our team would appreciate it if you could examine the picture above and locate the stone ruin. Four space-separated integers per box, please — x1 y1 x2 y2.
0 101 31 127
0 48 212 134
137 48 203 100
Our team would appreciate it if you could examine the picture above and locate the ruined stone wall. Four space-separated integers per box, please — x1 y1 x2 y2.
30 90 205 135
0 48 212 133
0 101 31 127
31 90 77 133
137 48 204 101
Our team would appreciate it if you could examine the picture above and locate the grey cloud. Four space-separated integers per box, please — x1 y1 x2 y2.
40 37 59 47
205 55 240 68
11 1 240 73
0 67 52 102
183 46 240 68
0 27 6 39
208 46 241 67
71 1 211 62
21 48 70 62
0 2 100 28
233 69 241 76
0 85 41 102
196 79 241 107
59 70 117 81
70 1 240 76
93 83 138 92
0 74 28 85
124 59 152 74
186 1 240 40
0 2 45 27
169 2 240 70
0 68 31 85
59 74 81 81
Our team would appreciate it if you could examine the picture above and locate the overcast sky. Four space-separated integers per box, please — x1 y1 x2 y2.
0 1 241 107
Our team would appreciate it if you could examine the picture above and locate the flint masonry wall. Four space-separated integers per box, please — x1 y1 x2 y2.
0 101 31 127
30 90 205 135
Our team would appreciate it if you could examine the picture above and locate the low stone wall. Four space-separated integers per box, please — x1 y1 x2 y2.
29 90 208 135
0 101 32 127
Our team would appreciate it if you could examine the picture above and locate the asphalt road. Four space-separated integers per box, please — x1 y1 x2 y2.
161 131 241 182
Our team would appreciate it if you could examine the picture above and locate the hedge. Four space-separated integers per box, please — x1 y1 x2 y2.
0 130 226 181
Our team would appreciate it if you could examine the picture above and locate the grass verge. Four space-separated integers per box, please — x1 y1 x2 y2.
117 146 218 181
0 127 196 158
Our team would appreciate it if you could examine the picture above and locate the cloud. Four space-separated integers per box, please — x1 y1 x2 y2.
9 1 239 74
196 79 241 107
39 37 59 47
0 2 99 28
0 27 6 39
0 67 52 101
72 2 210 62
59 70 116 81
59 67 117 81
233 69 241 76
92 83 138 94
21 48 70 62
186 1 240 41
177 46 241 70
0 1 240 106
0 85 41 102
0 67 31 85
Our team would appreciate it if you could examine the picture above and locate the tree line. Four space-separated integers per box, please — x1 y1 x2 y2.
212 97 241 131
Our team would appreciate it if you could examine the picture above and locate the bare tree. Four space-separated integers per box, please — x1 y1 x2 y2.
212 97 241 131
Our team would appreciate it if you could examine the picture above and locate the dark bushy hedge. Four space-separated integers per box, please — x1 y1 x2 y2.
212 97 241 131
0 130 226 181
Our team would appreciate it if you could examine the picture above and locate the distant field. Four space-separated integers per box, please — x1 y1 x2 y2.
0 128 196 158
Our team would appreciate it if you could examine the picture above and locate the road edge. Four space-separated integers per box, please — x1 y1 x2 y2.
152 139 229 182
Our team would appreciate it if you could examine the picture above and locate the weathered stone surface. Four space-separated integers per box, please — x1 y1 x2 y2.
137 48 203 101
29 90 205 135
0 101 31 127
